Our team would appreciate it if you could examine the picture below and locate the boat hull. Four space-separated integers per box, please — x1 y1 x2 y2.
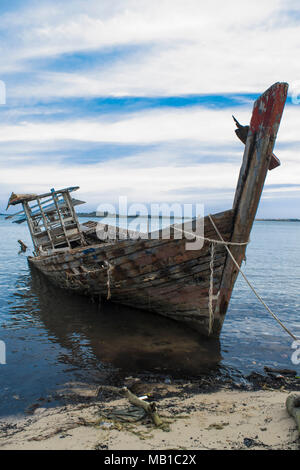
29 210 234 337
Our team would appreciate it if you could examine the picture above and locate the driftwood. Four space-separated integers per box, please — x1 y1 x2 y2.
121 387 163 428
286 394 300 434
264 367 297 377
97 385 164 428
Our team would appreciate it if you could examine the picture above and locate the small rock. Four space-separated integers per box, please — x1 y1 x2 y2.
244 438 255 448
34 407 46 416
25 403 40 415
99 421 114 430
95 443 108 450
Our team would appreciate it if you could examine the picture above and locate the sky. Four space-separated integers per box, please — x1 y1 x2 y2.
0 0 300 217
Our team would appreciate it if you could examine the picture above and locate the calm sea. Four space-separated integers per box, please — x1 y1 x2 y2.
0 216 299 417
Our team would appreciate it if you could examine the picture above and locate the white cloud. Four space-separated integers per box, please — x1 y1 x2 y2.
3 0 283 57
0 100 299 210
0 101 298 149
2 0 300 98
0 106 254 144
0 157 239 212
1 0 300 216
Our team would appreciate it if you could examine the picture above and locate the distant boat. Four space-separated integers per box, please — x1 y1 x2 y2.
6 82 288 337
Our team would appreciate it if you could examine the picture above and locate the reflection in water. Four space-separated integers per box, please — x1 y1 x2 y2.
26 267 222 378
2 217 299 418
1 264 222 418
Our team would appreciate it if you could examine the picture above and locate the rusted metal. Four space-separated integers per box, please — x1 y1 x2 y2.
232 114 281 170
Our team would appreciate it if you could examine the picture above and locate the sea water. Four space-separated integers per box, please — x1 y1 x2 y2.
0 216 299 417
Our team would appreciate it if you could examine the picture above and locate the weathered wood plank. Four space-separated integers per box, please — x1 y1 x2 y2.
214 82 288 336
32 209 234 271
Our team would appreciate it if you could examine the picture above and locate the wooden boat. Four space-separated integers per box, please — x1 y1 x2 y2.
6 82 288 337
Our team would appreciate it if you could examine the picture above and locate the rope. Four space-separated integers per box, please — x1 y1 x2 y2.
103 261 114 300
208 214 299 342
172 223 249 336
172 217 299 341
172 225 249 247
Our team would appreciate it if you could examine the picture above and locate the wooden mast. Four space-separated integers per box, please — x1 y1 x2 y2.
212 82 288 335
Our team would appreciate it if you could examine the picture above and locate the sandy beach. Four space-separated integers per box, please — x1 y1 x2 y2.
0 380 299 451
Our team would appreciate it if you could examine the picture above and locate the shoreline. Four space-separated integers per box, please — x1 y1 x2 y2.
75 213 300 222
0 374 299 450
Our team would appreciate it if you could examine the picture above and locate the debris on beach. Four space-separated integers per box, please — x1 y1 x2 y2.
97 386 169 432
286 393 300 434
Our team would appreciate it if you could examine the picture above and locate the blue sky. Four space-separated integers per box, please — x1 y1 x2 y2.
0 0 300 217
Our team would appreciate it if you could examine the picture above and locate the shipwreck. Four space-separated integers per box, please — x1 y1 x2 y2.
6 82 288 337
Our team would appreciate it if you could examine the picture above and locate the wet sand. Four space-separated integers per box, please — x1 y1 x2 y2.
0 380 299 450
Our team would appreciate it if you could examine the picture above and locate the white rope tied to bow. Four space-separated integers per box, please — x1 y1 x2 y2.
172 222 249 336
172 216 299 341
208 214 298 341
172 225 249 247
103 260 114 300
